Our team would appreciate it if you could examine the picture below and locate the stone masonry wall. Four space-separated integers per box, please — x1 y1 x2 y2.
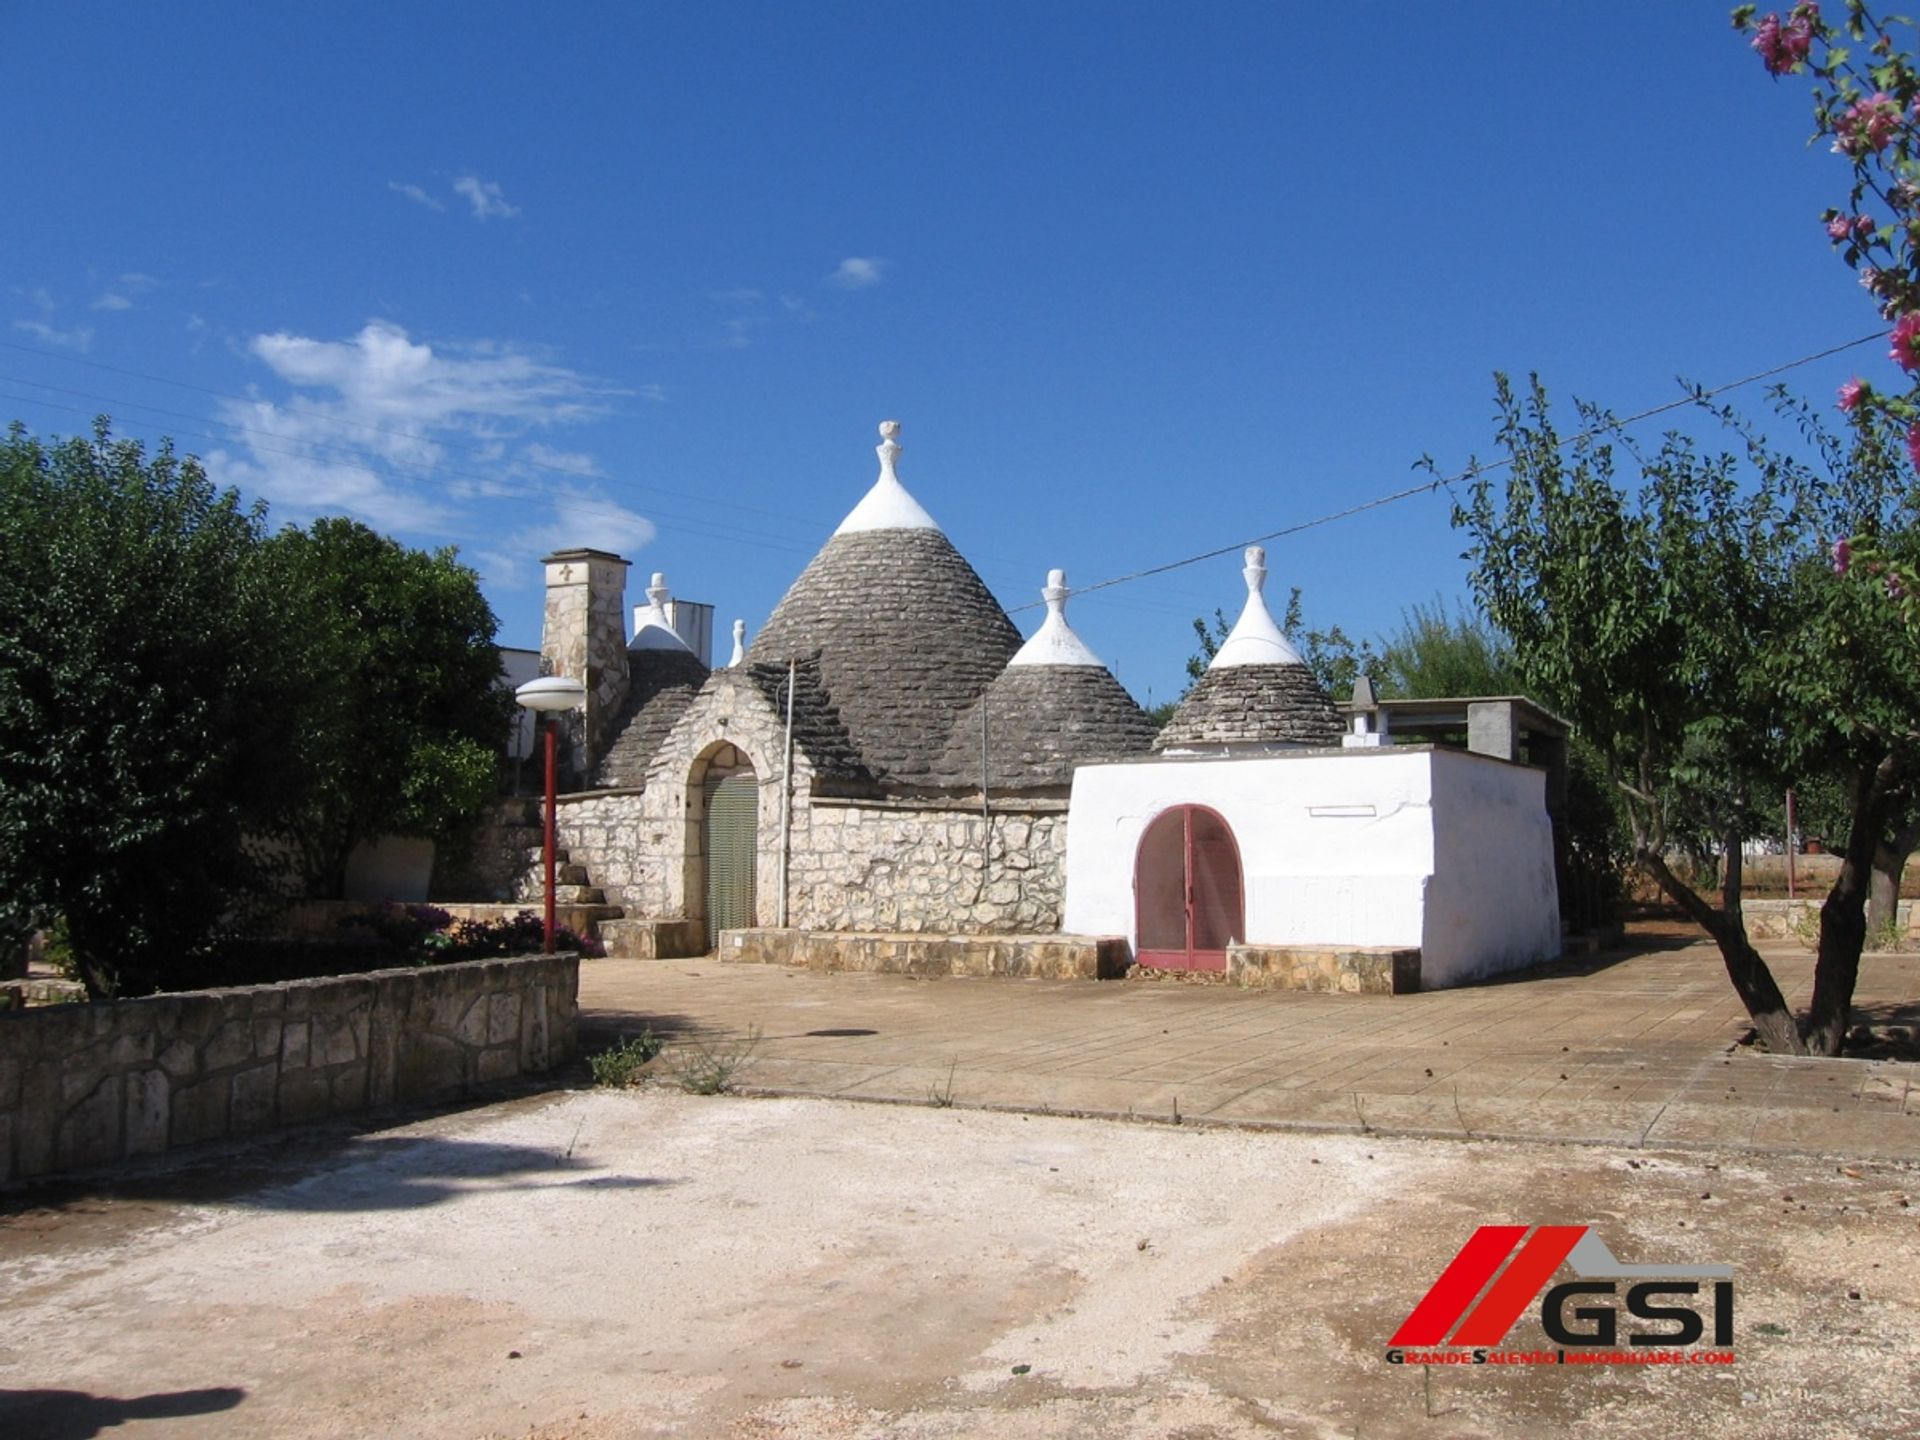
541 549 631 783
788 804 1068 933
0 953 578 1186
507 670 1070 939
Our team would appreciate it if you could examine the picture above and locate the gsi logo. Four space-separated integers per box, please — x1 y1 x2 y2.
1386 1225 1734 1362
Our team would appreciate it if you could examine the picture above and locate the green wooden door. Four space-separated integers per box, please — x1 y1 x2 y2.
704 772 759 948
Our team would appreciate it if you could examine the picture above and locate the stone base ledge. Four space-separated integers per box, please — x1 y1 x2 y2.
599 918 705 960
720 929 1129 980
1227 944 1421 995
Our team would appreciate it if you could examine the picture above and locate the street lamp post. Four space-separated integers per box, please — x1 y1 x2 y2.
515 675 588 954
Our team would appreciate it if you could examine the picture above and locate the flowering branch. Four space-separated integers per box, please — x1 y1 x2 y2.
1737 0 1920 613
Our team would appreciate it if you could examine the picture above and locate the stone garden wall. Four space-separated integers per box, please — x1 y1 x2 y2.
0 952 578 1186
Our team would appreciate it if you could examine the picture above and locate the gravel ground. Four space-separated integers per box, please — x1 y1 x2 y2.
1 1087 1916 1439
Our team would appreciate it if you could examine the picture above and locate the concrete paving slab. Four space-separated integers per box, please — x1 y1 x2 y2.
578 938 1920 1162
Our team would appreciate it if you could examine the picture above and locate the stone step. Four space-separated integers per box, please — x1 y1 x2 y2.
545 884 606 905
599 918 706 960
556 863 591 886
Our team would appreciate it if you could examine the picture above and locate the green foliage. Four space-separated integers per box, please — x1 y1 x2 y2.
0 421 298 997
1372 597 1520 700
1455 375 1800 860
1452 375 1920 1051
260 518 511 895
671 1024 761 1094
590 1030 665 1087
340 904 604 962
0 422 516 997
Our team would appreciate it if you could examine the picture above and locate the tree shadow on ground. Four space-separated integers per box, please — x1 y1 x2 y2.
1 1126 677 1224
0 1386 245 1439
575 1010 704 1046
1471 937 1695 989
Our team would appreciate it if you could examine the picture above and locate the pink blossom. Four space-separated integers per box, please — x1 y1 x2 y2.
1855 213 1876 240
1839 378 1867 410
1833 537 1853 575
1753 9 1816 74
1891 573 1911 601
1834 93 1902 156
1892 312 1920 370
1828 213 1854 241
1908 421 1920 473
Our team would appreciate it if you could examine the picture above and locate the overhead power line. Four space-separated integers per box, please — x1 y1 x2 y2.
1059 330 1887 608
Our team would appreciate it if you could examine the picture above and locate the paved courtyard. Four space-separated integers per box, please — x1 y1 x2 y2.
5 928 1920 1439
580 928 1920 1161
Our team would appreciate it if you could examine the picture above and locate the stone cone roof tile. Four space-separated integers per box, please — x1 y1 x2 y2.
1152 663 1342 751
933 664 1159 790
745 528 1021 783
592 648 710 788
741 658 874 786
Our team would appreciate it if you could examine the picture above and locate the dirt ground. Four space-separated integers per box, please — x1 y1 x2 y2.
1 1087 1916 1440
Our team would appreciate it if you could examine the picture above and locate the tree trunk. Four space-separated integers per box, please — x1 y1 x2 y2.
1806 756 1904 1056
1638 849 1805 1055
1866 813 1920 940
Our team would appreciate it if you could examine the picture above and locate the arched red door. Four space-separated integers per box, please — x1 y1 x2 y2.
1134 805 1244 971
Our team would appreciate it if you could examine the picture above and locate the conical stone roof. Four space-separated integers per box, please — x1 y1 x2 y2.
593 648 711 788
933 569 1156 789
746 422 1020 784
1154 546 1341 751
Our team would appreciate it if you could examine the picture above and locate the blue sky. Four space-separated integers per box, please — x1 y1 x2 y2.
0 3 1889 708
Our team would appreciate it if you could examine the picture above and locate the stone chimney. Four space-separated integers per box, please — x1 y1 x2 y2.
540 548 630 784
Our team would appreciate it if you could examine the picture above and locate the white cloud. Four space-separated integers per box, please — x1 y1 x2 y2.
12 318 92 351
827 257 886 289
453 174 519 220
92 293 132 312
388 180 446 212
509 493 658 574
205 320 617 542
523 442 603 478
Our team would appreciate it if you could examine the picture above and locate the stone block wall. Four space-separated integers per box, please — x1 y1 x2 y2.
722 927 1126 979
1226 944 1421 994
788 804 1068 933
1742 897 1917 943
0 953 578 1186
541 549 632 781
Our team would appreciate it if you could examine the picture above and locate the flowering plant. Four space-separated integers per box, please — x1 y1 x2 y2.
1736 1 1920 613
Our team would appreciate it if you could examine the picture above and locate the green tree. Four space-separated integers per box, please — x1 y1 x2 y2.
260 518 511 897
0 422 298 997
1456 376 1920 1054
1373 598 1519 699
1738 2 1920 928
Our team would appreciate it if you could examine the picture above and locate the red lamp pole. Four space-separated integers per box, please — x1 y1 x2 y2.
543 714 559 954
515 674 585 957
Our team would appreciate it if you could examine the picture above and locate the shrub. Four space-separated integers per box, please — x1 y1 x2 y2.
589 1030 664 1087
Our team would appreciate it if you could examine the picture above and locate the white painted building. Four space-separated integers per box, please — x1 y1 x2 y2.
1062 746 1561 989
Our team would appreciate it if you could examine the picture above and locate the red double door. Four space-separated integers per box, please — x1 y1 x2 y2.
1134 805 1244 971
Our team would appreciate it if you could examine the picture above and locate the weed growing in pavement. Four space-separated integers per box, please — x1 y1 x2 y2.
672 1025 760 1094
928 1059 958 1108
589 1030 664 1087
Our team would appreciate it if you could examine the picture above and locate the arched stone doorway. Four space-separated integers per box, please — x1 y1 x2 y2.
1134 805 1243 972
693 743 759 950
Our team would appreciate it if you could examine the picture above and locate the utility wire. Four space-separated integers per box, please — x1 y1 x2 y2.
1059 330 1887 606
2 328 1886 623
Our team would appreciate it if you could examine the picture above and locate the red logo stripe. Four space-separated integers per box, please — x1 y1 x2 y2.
1387 1225 1528 1346
1449 1225 1588 1346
